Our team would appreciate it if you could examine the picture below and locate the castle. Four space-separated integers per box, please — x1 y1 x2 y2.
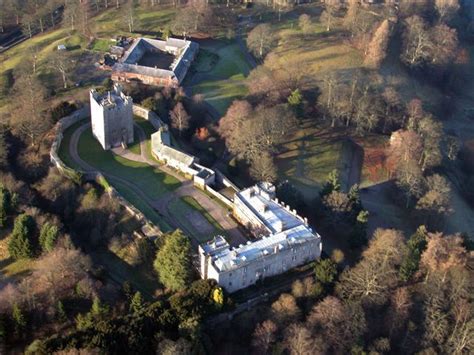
90 84 134 150
199 183 322 293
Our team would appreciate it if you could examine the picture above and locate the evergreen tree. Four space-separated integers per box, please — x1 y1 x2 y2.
8 214 35 259
39 223 59 253
0 185 11 228
399 225 428 282
350 210 369 248
91 296 109 320
287 89 304 118
320 169 341 198
154 229 192 291
130 291 144 314
315 259 338 285
12 303 26 337
56 301 67 322
0 126 9 169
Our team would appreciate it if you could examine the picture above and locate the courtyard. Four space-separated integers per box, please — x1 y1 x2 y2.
58 117 246 246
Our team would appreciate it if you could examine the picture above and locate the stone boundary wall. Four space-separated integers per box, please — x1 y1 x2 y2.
215 169 240 192
204 185 233 209
49 106 160 234
133 104 162 130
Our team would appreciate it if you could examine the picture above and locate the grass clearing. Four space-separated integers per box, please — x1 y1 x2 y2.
0 235 35 281
77 128 180 199
277 122 345 200
93 7 176 38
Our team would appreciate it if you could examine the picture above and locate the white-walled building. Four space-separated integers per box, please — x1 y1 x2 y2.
151 126 215 187
90 84 134 150
199 183 322 293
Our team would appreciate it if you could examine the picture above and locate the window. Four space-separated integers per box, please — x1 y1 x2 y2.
292 255 296 261
243 266 248 274
229 281 232 286
229 272 232 277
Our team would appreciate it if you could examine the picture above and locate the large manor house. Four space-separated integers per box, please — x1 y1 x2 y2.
89 38 322 293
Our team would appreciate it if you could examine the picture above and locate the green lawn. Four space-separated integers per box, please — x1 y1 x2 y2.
134 117 159 162
264 17 363 77
127 130 142 155
57 119 88 170
189 41 252 116
93 7 176 38
90 38 111 52
112 180 172 232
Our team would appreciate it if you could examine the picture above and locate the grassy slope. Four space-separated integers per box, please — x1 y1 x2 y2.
77 128 180 199
190 41 252 116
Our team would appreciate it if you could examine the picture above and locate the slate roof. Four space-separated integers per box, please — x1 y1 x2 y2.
112 37 198 83
151 130 195 166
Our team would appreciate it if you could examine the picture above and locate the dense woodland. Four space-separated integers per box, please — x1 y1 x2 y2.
0 0 473 353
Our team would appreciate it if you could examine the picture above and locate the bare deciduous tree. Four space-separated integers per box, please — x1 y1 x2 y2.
11 72 50 147
170 102 190 136
247 24 275 58
416 174 453 217
421 233 467 282
365 20 391 68
250 153 277 183
49 50 73 89
435 0 460 23
252 320 278 354
298 14 311 34
320 0 341 32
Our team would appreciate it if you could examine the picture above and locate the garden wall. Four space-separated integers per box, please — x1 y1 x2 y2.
133 104 163 130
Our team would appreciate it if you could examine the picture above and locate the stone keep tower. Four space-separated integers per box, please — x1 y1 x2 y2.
90 84 133 150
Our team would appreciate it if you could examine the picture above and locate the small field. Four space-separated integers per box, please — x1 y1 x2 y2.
261 12 363 78
277 122 357 200
77 129 180 200
92 7 177 38
188 40 252 116
0 233 35 283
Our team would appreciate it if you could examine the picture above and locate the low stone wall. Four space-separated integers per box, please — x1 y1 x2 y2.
50 105 90 178
132 104 163 130
215 169 240 192
49 107 160 234
204 185 234 209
